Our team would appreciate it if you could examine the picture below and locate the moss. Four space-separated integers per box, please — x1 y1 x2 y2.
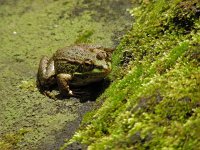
65 0 200 149
169 0 200 32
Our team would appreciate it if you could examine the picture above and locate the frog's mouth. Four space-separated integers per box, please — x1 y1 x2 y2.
92 68 110 75
96 61 112 74
72 68 109 86
73 66 111 82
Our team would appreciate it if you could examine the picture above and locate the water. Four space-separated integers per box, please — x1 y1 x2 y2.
0 0 133 149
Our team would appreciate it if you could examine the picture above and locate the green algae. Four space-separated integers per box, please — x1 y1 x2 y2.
65 0 200 149
0 0 132 149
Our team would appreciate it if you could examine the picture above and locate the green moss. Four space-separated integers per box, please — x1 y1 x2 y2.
66 0 200 149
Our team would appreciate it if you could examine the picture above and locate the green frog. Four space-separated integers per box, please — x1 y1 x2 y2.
37 44 112 97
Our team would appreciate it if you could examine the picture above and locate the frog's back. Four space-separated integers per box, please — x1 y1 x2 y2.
55 45 96 62
53 45 96 74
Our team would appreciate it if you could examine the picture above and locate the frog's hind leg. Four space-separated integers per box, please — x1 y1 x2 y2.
57 73 73 96
38 56 48 86
37 56 56 99
37 56 55 87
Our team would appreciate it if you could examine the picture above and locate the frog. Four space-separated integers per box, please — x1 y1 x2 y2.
37 44 113 97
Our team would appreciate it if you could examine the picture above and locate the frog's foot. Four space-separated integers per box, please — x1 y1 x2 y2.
57 73 73 97
44 90 57 100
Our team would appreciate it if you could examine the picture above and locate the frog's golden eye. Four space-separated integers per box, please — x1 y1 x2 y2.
96 52 107 60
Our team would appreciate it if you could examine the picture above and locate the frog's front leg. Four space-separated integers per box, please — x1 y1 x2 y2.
37 56 56 87
57 73 73 96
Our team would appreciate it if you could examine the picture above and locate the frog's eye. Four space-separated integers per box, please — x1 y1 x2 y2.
96 52 107 60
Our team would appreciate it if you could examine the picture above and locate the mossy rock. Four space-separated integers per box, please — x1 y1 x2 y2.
65 0 200 149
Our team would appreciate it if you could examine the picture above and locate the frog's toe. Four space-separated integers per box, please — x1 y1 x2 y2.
68 90 73 96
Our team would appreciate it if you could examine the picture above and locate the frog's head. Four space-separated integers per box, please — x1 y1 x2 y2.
73 49 112 83
93 49 112 74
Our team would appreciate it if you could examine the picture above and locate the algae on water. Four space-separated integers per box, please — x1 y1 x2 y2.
0 0 132 149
